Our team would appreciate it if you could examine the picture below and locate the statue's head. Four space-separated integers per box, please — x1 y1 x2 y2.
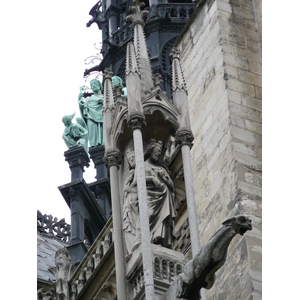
222 215 252 235
125 148 136 169
144 139 163 162
55 247 72 267
62 112 75 126
37 288 54 300
90 78 103 93
112 76 124 88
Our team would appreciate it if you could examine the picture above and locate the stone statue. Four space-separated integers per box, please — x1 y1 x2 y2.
49 248 73 300
37 288 54 300
62 112 88 153
78 79 104 147
122 139 176 257
144 138 176 248
112 75 127 98
174 215 252 300
123 148 140 259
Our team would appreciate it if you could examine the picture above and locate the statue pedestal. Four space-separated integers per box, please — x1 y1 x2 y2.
89 145 108 180
126 244 186 300
64 146 90 182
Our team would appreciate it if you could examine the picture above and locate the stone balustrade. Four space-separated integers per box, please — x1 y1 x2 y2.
69 217 113 300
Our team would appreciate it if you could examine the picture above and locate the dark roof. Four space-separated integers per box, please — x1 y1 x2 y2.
37 232 68 282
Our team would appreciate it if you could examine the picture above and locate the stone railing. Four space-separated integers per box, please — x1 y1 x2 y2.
112 22 133 46
129 245 186 300
148 3 196 20
69 217 113 300
104 3 196 52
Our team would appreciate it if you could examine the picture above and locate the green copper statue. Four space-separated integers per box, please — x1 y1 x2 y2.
62 112 88 153
78 79 104 147
112 76 127 98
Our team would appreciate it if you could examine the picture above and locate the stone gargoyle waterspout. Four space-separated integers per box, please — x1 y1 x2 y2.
165 215 252 300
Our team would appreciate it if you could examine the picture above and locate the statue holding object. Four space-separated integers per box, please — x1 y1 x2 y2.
123 139 176 256
78 79 104 148
62 112 88 153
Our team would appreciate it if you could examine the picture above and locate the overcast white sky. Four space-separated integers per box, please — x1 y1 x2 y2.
2 0 103 225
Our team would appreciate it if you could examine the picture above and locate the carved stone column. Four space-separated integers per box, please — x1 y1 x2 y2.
125 13 155 295
89 144 108 180
176 129 206 300
175 129 201 257
64 146 90 182
104 150 127 299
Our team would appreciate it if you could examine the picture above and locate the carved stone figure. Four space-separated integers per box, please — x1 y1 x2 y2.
144 138 176 248
78 79 104 147
122 140 176 256
175 215 252 300
112 75 127 98
123 148 140 258
49 248 73 300
37 288 54 300
62 112 88 153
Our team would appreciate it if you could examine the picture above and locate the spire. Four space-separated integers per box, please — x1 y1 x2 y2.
170 48 187 93
103 68 116 150
125 42 144 124
126 42 140 76
126 0 154 97
103 68 115 108
170 48 191 130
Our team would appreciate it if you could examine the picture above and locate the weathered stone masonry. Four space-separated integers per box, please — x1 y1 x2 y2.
175 0 262 299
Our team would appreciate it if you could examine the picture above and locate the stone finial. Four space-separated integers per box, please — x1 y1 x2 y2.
170 48 187 93
126 0 149 28
126 0 154 97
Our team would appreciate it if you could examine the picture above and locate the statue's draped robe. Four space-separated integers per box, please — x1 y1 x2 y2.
123 169 140 256
123 162 176 253
144 162 176 248
78 94 104 147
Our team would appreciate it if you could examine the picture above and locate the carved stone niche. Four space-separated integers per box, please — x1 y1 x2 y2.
126 244 186 300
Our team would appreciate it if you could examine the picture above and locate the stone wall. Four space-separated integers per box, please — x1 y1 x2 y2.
176 0 262 299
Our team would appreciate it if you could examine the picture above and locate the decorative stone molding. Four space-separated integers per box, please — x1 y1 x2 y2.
104 149 122 169
175 128 194 148
37 210 70 242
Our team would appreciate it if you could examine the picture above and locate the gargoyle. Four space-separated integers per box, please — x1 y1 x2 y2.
176 215 252 299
